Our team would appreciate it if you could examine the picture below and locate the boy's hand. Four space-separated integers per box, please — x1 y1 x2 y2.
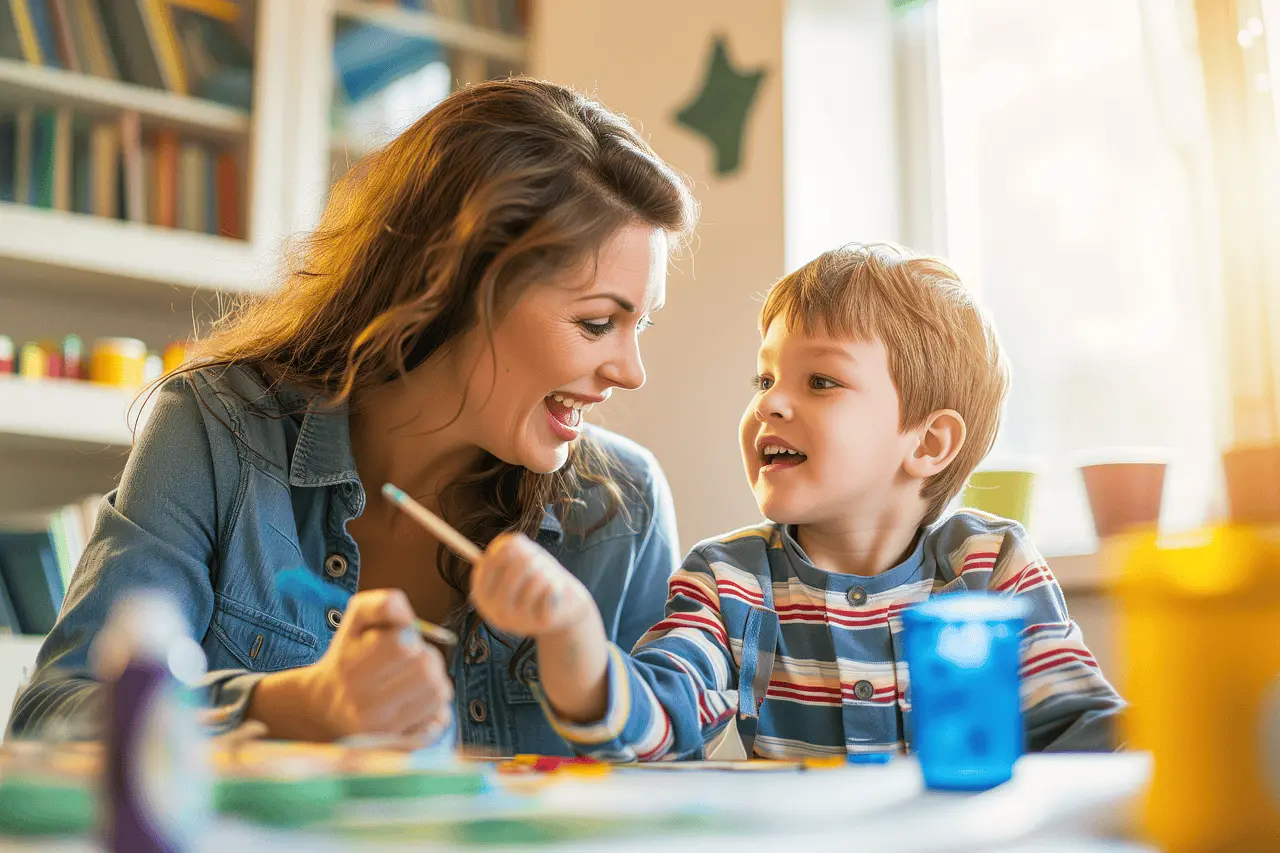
471 532 594 639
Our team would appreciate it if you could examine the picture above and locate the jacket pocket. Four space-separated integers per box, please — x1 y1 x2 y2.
208 593 318 672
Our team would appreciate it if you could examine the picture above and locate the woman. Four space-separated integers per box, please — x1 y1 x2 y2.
10 78 698 754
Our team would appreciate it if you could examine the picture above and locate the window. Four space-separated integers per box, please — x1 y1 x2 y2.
935 0 1221 553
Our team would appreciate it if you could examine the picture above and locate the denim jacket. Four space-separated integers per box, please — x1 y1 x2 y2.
8 366 679 755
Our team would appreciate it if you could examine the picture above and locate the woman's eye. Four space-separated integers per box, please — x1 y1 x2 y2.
751 374 773 391
638 315 655 333
579 319 615 337
810 376 838 390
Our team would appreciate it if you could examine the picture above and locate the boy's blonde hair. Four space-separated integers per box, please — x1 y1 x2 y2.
759 243 1010 524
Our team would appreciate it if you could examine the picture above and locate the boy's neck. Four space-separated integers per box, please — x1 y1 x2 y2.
793 504 928 578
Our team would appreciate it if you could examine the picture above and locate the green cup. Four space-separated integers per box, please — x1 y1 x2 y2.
961 470 1037 526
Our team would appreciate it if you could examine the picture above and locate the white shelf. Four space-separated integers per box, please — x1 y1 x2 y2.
335 0 527 62
0 59 250 138
0 375 145 450
0 203 275 298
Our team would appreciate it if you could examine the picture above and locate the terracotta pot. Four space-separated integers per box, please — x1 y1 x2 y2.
1222 443 1280 524
1079 461 1166 539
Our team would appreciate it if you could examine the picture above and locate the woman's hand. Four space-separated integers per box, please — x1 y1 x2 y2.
470 532 594 639
247 589 454 742
471 533 611 724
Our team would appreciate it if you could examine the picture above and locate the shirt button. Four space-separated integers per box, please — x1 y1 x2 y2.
465 634 490 665
326 608 343 630
468 698 488 723
853 680 875 701
324 553 348 578
847 587 868 606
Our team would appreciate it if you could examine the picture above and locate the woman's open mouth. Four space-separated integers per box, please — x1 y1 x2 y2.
544 394 594 441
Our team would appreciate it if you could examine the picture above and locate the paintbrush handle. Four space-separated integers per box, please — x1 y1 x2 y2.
381 483 484 563
416 618 458 647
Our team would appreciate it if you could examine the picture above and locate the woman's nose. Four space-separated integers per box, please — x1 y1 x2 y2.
601 337 646 391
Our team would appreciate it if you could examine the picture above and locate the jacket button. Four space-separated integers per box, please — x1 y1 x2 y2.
324 553 348 578
520 659 539 686
853 680 875 701
847 586 867 606
468 699 487 723
326 608 343 630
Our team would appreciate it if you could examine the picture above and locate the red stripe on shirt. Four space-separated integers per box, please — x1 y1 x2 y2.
649 613 729 646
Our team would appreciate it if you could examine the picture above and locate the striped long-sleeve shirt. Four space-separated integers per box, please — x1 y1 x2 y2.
538 510 1124 761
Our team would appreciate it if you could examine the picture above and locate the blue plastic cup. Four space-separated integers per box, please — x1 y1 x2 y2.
902 592 1028 791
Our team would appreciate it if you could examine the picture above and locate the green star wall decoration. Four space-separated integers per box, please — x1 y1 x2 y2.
674 35 766 177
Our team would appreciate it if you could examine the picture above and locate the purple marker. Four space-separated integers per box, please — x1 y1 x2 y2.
92 592 212 852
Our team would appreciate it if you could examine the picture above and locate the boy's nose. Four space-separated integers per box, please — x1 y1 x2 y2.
756 390 791 420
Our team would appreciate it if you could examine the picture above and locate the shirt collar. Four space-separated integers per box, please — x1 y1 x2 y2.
285 388 563 540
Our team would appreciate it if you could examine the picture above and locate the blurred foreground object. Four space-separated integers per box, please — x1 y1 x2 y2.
1114 526 1280 850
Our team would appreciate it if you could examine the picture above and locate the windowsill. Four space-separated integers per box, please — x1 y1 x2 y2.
1044 550 1109 595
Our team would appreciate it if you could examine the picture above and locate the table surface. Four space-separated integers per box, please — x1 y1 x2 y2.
0 752 1157 853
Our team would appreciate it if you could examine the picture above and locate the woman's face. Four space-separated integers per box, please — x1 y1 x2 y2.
449 223 668 474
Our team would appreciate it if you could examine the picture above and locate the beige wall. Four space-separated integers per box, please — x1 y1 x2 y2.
531 2 786 551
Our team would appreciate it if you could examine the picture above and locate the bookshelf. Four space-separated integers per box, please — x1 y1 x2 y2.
0 375 140 451
0 202 271 297
0 1 535 646
333 0 526 62
326 1 531 190
0 58 250 137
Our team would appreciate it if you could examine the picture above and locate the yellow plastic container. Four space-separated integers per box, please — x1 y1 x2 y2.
1112 525 1280 851
162 341 190 375
90 338 147 389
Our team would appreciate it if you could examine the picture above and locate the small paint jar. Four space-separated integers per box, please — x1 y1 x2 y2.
90 337 148 389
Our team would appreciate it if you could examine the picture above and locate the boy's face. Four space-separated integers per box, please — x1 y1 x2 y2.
739 320 919 525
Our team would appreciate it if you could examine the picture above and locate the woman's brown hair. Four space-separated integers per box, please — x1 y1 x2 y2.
168 77 698 639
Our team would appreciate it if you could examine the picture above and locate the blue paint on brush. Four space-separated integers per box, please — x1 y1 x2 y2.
276 567 348 611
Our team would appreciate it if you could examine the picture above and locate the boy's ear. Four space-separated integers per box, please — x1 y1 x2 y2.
903 409 967 479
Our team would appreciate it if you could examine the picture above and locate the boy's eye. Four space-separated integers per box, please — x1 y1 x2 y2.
579 319 615 337
751 374 773 391
810 376 838 390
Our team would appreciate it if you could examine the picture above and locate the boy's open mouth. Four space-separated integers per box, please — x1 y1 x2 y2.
761 444 808 468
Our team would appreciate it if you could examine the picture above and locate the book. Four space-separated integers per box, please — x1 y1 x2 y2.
51 104 71 211
119 109 144 223
29 107 55 207
47 0 79 71
23 0 62 68
177 139 205 231
88 117 118 217
333 16 443 104
0 527 64 634
0 110 14 203
153 127 178 226
13 105 31 205
70 116 91 213
140 0 188 93
0 0 25 60
9 0 43 64
0 570 20 635
71 0 117 78
168 2 253 109
214 147 240 237
96 0 165 89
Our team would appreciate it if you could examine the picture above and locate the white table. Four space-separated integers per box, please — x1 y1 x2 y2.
0 753 1156 852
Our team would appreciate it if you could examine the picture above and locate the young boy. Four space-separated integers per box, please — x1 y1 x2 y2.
470 243 1123 760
